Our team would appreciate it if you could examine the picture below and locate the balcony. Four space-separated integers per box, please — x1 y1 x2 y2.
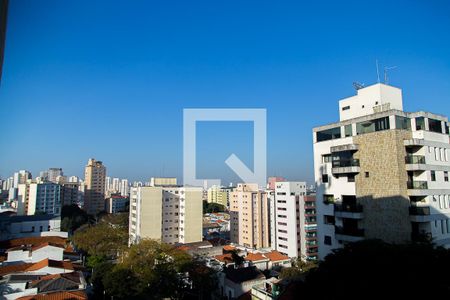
332 159 360 175
334 203 363 219
405 155 426 164
330 144 359 153
407 181 428 190
409 206 430 216
335 226 364 238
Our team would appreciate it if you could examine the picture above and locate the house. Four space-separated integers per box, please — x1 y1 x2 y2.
219 266 266 300
16 290 87 300
264 251 291 270
244 252 270 271
0 215 67 241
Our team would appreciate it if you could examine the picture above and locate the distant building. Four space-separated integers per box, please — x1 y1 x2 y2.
47 168 63 183
0 214 65 241
61 183 82 207
267 176 286 190
106 194 129 214
129 178 202 245
17 182 62 216
269 182 317 260
207 185 232 207
13 170 32 189
83 159 106 215
313 83 450 259
230 183 270 249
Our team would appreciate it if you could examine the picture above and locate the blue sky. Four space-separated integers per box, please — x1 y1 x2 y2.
1 0 450 185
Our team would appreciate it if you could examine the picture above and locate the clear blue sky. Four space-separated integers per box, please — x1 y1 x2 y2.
1 0 450 185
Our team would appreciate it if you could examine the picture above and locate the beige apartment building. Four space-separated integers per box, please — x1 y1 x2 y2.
207 185 232 207
83 158 106 215
129 178 203 245
230 183 270 249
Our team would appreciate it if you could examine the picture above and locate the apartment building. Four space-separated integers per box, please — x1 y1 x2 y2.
17 182 62 216
207 185 232 207
83 159 106 215
230 183 270 249
313 83 450 259
269 182 318 260
129 178 202 245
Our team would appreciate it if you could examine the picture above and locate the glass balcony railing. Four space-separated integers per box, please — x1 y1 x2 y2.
335 226 365 237
407 181 428 189
405 155 426 164
409 206 430 215
332 159 360 168
334 203 363 213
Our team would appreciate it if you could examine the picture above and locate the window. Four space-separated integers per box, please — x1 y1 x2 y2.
323 194 334 205
344 124 353 137
395 116 411 130
342 106 350 111
429 118 443 133
324 235 332 246
431 171 436 182
416 117 425 130
322 154 332 163
324 215 335 225
348 175 355 182
322 174 329 183
365 172 370 178
445 172 449 182
317 127 341 142
356 117 390 135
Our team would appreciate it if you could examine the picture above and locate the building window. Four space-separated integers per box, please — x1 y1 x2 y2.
431 171 436 182
324 235 332 246
344 124 353 137
365 172 370 178
324 215 335 225
342 106 350 111
348 175 355 182
416 117 425 130
317 127 342 142
322 174 329 183
323 194 334 205
429 118 443 133
445 172 449 182
395 116 411 130
356 117 390 135
322 154 332 163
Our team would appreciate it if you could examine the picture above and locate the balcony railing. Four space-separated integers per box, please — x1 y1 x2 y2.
332 159 360 168
334 203 363 213
335 226 364 237
409 206 430 215
405 155 426 164
407 181 428 190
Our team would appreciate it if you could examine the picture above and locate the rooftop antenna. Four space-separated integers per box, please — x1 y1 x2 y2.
353 82 365 90
384 66 397 84
376 59 380 83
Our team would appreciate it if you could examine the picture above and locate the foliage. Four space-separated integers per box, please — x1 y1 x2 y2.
61 204 89 233
203 201 226 213
101 239 218 299
280 257 317 280
302 240 450 299
71 218 128 258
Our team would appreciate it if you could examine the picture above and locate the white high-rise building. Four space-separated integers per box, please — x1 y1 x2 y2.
120 179 129 197
47 168 63 183
13 170 32 188
313 83 450 259
129 178 202 245
105 176 112 193
112 178 120 192
17 182 62 216
269 182 318 260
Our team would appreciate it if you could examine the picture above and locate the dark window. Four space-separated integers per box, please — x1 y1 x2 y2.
445 171 449 182
324 235 332 246
365 172 370 178
395 116 411 130
348 175 355 182
317 127 342 142
322 174 329 183
429 118 443 133
416 117 425 130
342 106 350 111
324 215 335 225
356 117 390 135
344 124 353 137
431 171 436 182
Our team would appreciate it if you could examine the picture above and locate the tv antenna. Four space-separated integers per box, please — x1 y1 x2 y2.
376 59 380 83
353 82 365 90
384 66 397 84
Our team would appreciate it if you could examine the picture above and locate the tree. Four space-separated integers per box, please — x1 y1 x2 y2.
280 257 317 280
102 267 139 299
61 204 89 233
203 201 226 213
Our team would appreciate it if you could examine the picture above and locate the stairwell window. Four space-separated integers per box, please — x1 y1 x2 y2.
431 171 436 182
445 171 449 182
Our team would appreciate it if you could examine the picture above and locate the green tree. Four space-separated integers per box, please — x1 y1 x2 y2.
61 204 89 233
203 201 226 213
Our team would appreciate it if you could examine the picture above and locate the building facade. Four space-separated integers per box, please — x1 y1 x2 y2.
207 185 231 207
83 159 106 215
129 178 202 245
230 183 270 249
313 83 450 259
17 182 62 216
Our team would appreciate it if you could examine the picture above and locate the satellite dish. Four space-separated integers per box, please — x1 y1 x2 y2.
353 82 365 90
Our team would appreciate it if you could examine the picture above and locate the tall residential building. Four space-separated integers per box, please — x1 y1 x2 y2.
47 168 63 183
313 83 450 259
269 182 318 260
61 182 82 207
120 179 129 197
129 178 202 245
230 183 270 249
83 158 106 215
17 182 62 216
13 170 32 188
105 176 112 193
207 185 232 207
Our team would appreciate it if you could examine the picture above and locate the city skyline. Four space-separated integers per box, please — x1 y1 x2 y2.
1 1 450 184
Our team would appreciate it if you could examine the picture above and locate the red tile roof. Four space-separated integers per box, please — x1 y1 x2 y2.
214 253 234 264
223 245 235 251
245 252 269 262
0 259 76 276
17 290 87 300
264 251 290 262
0 237 67 249
32 242 65 252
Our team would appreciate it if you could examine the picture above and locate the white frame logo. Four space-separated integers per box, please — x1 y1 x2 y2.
183 109 267 188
